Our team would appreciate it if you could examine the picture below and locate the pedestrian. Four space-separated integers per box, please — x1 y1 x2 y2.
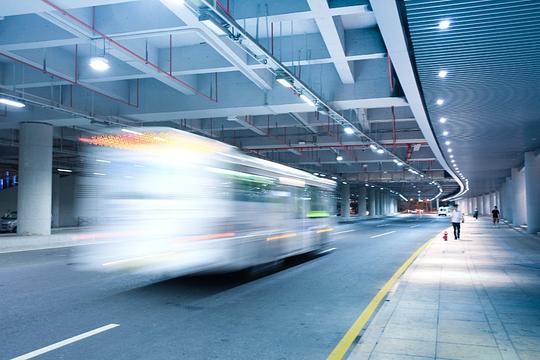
450 204 464 240
473 207 479 220
492 206 500 225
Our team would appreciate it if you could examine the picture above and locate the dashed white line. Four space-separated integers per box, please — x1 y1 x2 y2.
376 224 389 227
11 324 119 360
335 229 356 235
370 231 396 239
410 225 420 228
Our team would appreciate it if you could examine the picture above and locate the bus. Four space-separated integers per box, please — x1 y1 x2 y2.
75 127 336 275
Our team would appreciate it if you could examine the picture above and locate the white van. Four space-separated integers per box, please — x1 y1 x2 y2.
438 207 449 216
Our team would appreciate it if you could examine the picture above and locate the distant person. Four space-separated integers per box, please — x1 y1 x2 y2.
473 208 479 220
492 206 500 225
450 204 464 240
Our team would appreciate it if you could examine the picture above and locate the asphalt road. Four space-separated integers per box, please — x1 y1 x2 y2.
0 214 450 360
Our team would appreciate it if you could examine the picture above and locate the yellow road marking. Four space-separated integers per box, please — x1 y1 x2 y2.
327 233 441 360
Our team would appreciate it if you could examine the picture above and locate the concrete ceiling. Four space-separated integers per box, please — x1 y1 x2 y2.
0 0 461 200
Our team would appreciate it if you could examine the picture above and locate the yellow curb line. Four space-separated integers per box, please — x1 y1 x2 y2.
327 228 449 360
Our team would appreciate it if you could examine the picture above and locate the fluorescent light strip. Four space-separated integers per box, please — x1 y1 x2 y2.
0 98 25 108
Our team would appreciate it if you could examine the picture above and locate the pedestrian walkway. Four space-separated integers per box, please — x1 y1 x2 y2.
349 217 540 360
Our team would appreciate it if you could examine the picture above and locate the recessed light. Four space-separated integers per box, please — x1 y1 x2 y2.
57 168 72 173
0 98 26 108
89 56 110 71
342 181 347 185
438 20 451 29
369 144 378 151
336 156 344 161
376 149 384 154
344 127 354 135
313 173 319 176
436 99 444 105
450 154 454 158
439 117 447 123
276 78 293 88
451 159 455 163
300 94 315 107
447 148 453 153
331 176 337 180
445 141 451 145
443 131 449 136
438 70 448 78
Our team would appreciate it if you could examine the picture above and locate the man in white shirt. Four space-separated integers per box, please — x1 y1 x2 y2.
450 204 464 240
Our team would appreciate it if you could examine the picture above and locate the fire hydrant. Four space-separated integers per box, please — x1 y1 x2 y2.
443 231 448 241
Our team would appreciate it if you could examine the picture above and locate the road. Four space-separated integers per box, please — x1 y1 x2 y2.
0 214 449 360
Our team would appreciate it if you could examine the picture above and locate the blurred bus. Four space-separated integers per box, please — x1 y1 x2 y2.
75 127 336 275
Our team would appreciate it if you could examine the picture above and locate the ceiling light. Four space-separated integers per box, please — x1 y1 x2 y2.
313 173 319 176
449 154 454 158
342 181 347 185
436 99 444 106
89 56 110 71
96 159 111 163
447 148 453 153
445 141 451 145
438 20 451 29
376 149 384 154
439 117 447 124
320 174 326 177
300 94 315 107
57 168 72 173
93 172 106 176
451 159 455 163
0 98 26 108
276 77 293 88
438 70 448 78
344 127 354 135
369 144 378 151
336 156 343 161
443 131 449 136
331 176 337 180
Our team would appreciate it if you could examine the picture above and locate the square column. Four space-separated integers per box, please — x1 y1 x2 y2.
17 122 53 235
511 167 527 227
524 152 540 234
358 187 367 217
340 183 350 219
368 188 376 216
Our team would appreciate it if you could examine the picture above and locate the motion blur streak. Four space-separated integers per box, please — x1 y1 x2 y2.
75 127 336 276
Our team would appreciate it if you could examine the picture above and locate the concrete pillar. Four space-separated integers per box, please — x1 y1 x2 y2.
340 183 350 219
368 188 376 216
524 151 540 234
512 167 527 227
484 194 490 215
17 122 53 235
358 187 367 217
478 195 484 215
505 177 514 223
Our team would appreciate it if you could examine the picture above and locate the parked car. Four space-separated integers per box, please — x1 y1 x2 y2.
0 211 17 233
438 207 448 216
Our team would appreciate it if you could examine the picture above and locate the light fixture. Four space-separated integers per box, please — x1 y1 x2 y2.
439 117 447 124
447 148 453 153
451 159 455 163
313 172 319 176
57 168 72 173
376 148 384 154
0 98 26 108
342 181 347 185
276 77 293 88
344 127 354 135
443 131 449 136
369 144 378 151
300 94 315 107
438 20 451 29
96 159 111 163
331 176 337 180
89 56 110 71
438 70 448 78
121 128 143 135
336 156 343 161
93 172 106 176
449 154 454 158
320 174 326 177
436 99 444 106
445 141 451 145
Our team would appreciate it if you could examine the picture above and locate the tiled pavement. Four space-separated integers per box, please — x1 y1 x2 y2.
349 217 540 360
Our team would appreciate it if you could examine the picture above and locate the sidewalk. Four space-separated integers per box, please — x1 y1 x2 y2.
0 227 102 253
349 217 540 360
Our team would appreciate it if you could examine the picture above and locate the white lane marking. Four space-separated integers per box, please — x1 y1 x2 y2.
318 247 337 255
335 229 356 235
370 231 396 239
11 324 119 360
376 224 389 227
410 225 420 228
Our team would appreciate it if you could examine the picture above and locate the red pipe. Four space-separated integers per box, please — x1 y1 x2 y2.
247 142 427 152
40 0 217 103
0 52 138 107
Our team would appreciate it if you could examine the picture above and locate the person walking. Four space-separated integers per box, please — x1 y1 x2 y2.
492 206 500 225
473 207 479 220
450 204 464 240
